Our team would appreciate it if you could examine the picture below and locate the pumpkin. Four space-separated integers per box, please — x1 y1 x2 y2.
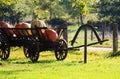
21 23 32 36
0 21 14 36
14 23 23 36
14 23 32 36
31 18 46 35
43 29 58 42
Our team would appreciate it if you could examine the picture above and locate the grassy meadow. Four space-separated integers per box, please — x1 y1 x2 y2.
0 24 120 79
0 48 120 79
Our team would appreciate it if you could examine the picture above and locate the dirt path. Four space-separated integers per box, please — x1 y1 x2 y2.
79 47 113 51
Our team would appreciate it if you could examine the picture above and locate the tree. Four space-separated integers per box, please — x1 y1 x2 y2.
83 0 100 23
24 0 66 21
14 0 32 22
0 0 16 23
0 0 32 24
97 0 120 23
0 0 90 24
71 0 88 24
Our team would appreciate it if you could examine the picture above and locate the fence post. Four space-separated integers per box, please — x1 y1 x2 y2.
63 23 68 43
84 25 87 63
102 22 106 40
112 23 118 52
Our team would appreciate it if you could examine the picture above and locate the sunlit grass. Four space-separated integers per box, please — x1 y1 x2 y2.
1 24 120 79
1 47 120 79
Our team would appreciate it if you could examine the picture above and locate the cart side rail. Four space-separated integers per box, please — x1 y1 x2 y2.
0 27 47 36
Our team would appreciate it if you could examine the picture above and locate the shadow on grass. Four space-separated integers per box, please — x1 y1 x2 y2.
107 51 120 57
64 60 84 66
9 59 57 64
0 69 30 75
3 58 84 66
38 60 56 63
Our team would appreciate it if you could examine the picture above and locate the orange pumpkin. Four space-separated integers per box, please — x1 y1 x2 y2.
0 21 14 36
43 29 58 42
14 23 32 36
21 23 32 36
14 23 23 36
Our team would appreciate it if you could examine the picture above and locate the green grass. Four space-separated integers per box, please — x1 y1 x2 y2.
1 24 120 79
0 48 120 79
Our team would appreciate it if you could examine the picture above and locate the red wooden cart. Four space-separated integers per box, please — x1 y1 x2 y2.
0 26 68 62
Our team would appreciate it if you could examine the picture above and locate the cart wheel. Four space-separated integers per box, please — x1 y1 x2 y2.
29 50 39 63
28 45 39 63
0 43 10 60
23 47 29 58
55 39 68 60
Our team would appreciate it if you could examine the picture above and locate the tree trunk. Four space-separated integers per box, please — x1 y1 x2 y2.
80 13 84 25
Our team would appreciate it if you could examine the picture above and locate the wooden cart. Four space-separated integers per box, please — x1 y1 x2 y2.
0 27 68 62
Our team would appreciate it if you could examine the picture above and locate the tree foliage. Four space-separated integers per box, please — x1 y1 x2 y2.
97 0 120 23
72 0 88 16
0 0 91 24
0 0 31 24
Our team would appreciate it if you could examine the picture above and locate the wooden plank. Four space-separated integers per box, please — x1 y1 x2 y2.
68 39 109 50
71 26 83 46
91 30 93 41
